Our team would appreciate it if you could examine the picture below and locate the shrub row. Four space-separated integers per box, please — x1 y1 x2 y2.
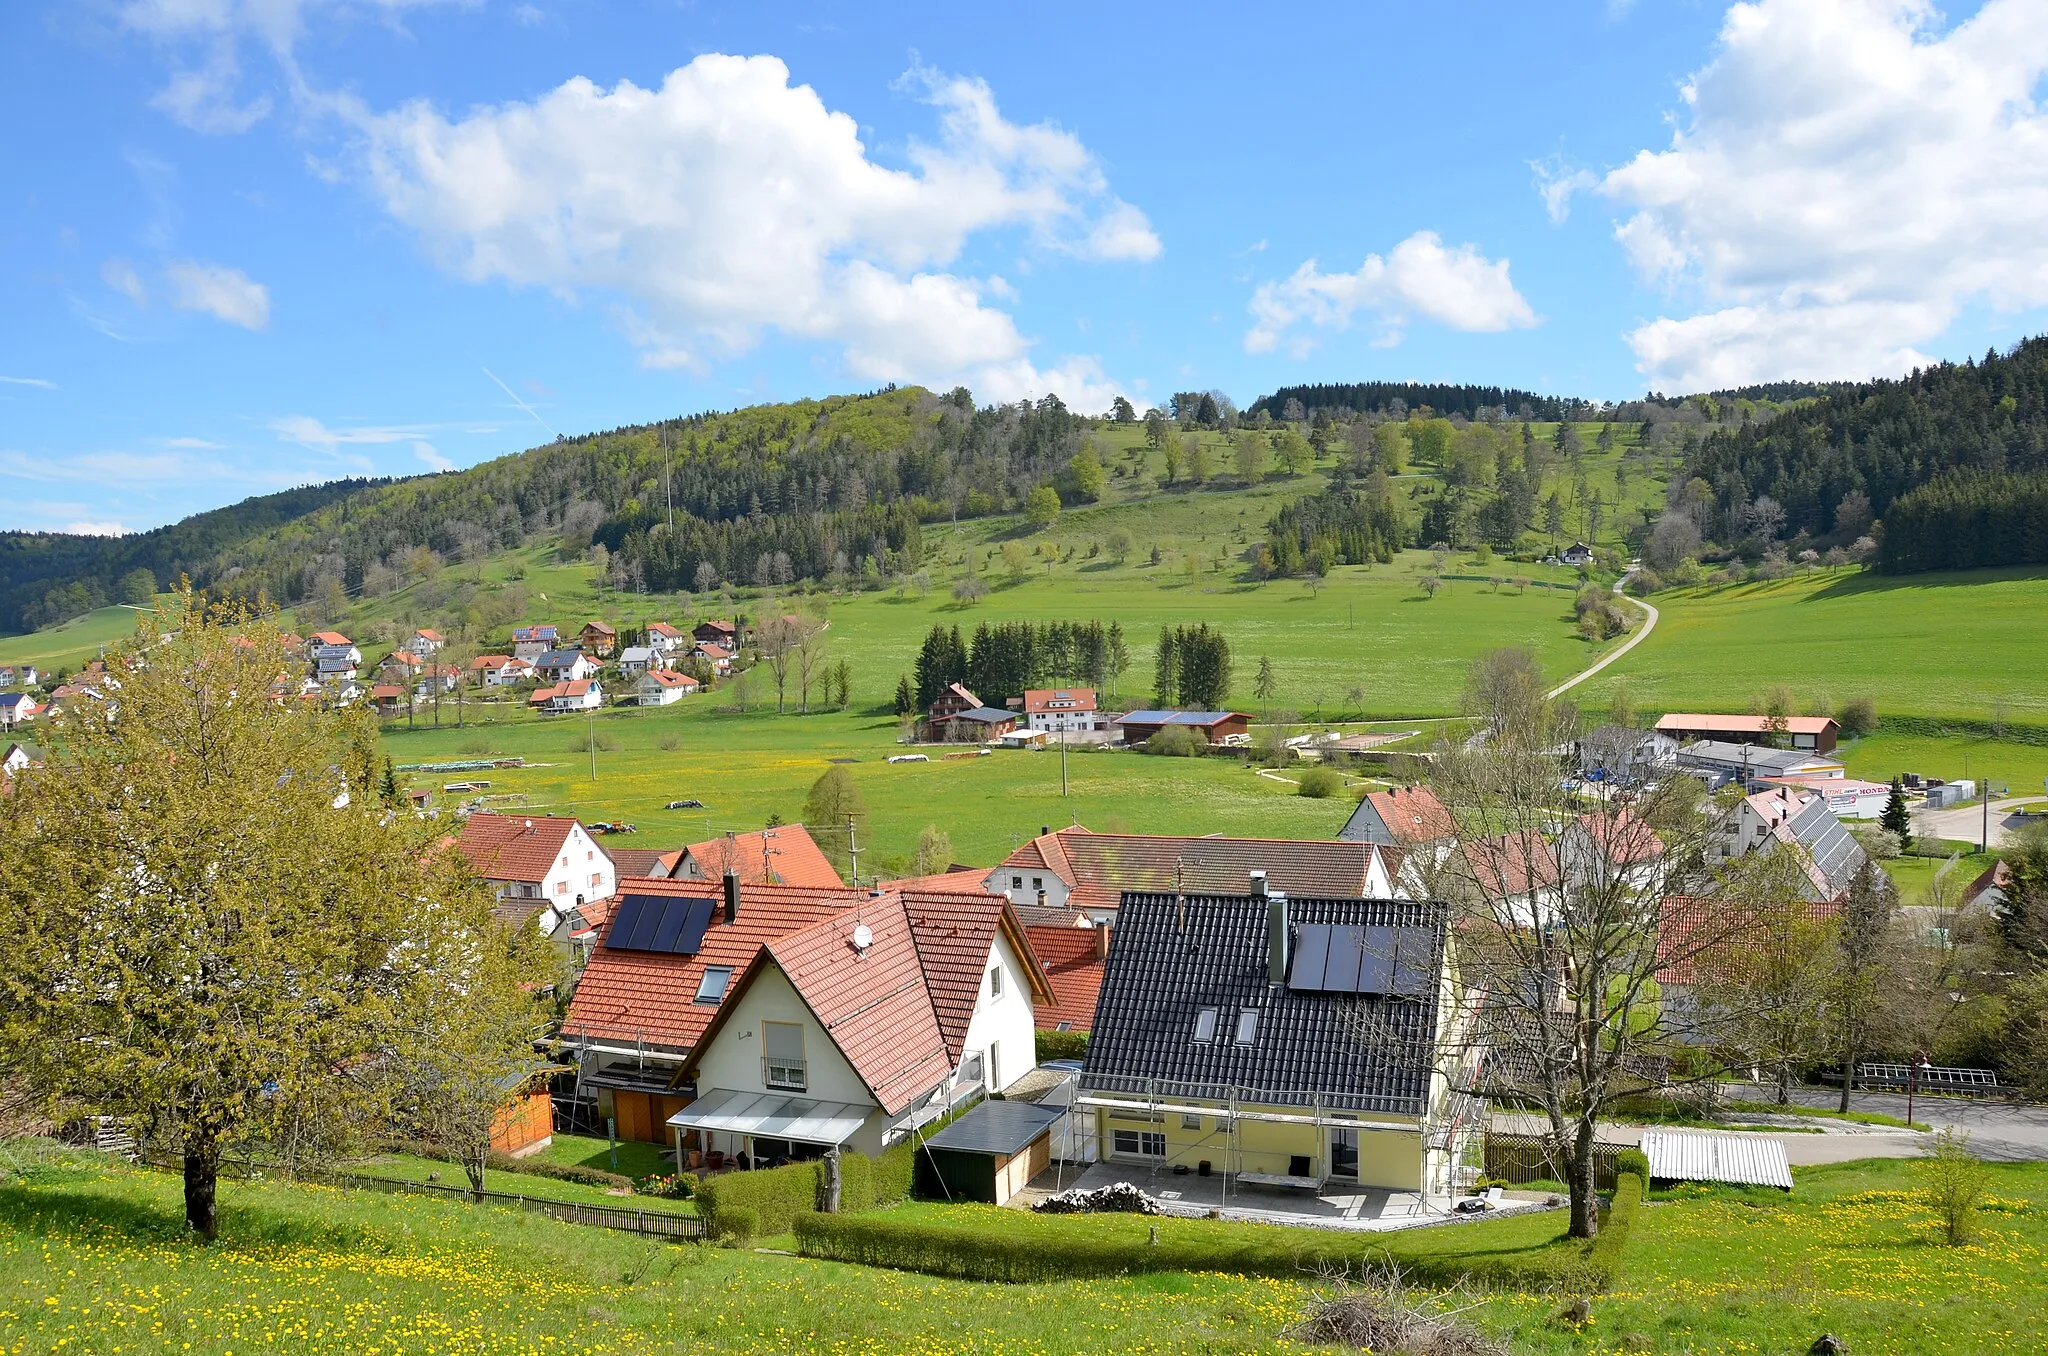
1033 1029 1089 1063
695 1102 974 1236
794 1167 1648 1293
1877 713 2048 747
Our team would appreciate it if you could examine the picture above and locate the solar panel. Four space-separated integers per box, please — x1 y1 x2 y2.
606 894 651 949
606 894 720 955
1289 922 1332 990
1289 922 1436 996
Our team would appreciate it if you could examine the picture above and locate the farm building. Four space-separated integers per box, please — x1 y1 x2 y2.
1656 713 1840 754
1022 688 1112 738
932 706 1019 743
1111 710 1251 745
1676 740 1844 790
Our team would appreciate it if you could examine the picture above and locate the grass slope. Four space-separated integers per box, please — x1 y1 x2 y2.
4 1146 2046 1353
0 604 145 673
1582 565 2048 722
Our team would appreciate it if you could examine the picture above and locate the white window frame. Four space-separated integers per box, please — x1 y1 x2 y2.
1234 1008 1260 1045
694 966 732 1005
1192 1007 1218 1042
1113 1129 1166 1158
988 964 1003 999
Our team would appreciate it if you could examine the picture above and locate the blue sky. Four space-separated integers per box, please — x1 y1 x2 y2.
5 0 2046 533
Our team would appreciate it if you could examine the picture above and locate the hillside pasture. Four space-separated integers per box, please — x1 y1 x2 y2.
0 603 146 674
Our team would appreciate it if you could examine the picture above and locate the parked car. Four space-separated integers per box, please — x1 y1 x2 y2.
886 754 928 764
665 799 704 810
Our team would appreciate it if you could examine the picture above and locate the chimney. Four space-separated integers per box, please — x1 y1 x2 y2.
722 870 740 925
1041 825 1050 838
1249 870 1268 898
1036 889 1048 909
1267 892 1289 985
1094 921 1112 962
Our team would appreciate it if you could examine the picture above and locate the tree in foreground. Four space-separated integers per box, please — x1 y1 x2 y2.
1414 648 1754 1239
0 594 544 1239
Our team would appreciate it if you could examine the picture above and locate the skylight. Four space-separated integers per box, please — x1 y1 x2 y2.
1192 1007 1218 1042
694 965 732 1005
1234 1008 1260 1045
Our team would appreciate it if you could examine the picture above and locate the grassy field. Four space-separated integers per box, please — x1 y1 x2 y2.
3 1144 2044 1353
0 603 145 674
348 1146 697 1216
1581 565 2048 723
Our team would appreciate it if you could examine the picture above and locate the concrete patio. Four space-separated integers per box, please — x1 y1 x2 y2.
1015 1160 1555 1233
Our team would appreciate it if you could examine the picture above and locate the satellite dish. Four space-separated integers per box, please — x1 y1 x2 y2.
851 923 874 951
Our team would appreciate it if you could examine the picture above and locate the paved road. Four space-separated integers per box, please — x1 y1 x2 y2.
1915 796 2041 851
1548 566 1659 700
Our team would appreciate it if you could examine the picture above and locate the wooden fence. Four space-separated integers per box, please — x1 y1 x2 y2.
1482 1132 1621 1192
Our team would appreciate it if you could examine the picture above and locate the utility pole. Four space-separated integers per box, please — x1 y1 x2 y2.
587 707 597 780
846 816 861 885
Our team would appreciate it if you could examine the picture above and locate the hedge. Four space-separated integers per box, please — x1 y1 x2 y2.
1034 1029 1089 1063
385 1140 634 1191
794 1166 1647 1293
693 1101 973 1237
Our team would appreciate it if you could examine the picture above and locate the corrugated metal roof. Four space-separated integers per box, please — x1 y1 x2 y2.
922 1100 1061 1156
1641 1129 1792 1190
666 1088 870 1145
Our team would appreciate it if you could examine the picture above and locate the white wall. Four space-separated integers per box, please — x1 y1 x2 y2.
537 822 614 906
959 930 1041 1092
985 864 1071 911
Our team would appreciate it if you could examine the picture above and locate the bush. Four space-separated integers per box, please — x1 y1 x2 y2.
1035 1029 1089 1063
716 1205 758 1245
1921 1126 1988 1246
1144 725 1204 757
1297 767 1342 798
637 1172 696 1200
794 1198 1630 1292
1837 695 1878 737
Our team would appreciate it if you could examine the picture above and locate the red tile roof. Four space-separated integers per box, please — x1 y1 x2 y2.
414 628 445 642
1023 688 1097 714
642 669 698 689
678 826 844 888
762 898 954 1114
647 621 684 639
468 654 513 670
1656 713 1837 736
996 827 1382 914
1461 833 1562 899
1571 809 1666 866
309 631 352 645
454 813 587 884
1360 785 1456 845
562 879 863 1050
1022 925 1107 1030
901 889 1053 1062
1655 893 1842 985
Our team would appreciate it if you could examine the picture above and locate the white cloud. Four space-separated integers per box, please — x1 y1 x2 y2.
165 435 223 447
1530 158 1598 225
1244 230 1537 356
349 54 1147 407
151 38 272 133
64 522 131 537
270 415 422 451
1601 0 2048 390
413 439 454 471
0 376 58 390
101 258 149 306
165 260 270 329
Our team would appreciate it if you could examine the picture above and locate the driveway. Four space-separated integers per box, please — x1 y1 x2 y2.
1915 797 2041 851
1547 566 1659 700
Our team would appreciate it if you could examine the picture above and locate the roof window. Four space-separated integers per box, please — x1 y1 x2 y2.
1192 1007 1218 1042
1234 1008 1260 1045
694 965 732 1005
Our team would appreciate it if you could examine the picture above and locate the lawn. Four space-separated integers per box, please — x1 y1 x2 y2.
4 1144 2043 1354
0 1144 1308 1354
1577 565 2048 723
346 1148 697 1216
0 603 146 674
536 1131 673 1182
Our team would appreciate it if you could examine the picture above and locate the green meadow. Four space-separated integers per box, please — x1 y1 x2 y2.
4 1145 2046 1354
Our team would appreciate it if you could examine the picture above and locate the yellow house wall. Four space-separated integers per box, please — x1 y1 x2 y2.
1098 1104 1424 1190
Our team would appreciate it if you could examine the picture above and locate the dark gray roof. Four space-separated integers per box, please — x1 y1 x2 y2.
1081 892 1447 1116
922 1099 1062 1156
946 707 1017 724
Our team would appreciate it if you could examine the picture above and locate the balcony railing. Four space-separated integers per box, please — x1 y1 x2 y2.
763 1057 807 1092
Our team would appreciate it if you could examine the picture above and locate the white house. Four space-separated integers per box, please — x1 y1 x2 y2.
694 642 735 677
538 678 603 713
453 812 616 917
307 631 360 683
2 741 38 776
645 621 686 657
0 693 42 729
534 650 599 683
1555 810 1668 895
468 654 532 688
617 646 657 677
668 889 1053 1163
1022 688 1113 738
636 669 699 706
404 628 446 658
511 625 560 661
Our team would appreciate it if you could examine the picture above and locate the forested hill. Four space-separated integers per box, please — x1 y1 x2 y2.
1247 382 1594 422
44 386 1095 629
0 479 390 633
1683 337 2048 548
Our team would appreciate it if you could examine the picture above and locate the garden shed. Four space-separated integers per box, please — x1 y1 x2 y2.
914 1100 1061 1205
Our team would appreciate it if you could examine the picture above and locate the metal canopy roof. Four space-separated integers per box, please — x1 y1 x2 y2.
921 1100 1062 1157
665 1088 871 1146
1641 1128 1793 1190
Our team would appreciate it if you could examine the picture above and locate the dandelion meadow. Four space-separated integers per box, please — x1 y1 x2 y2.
3 1145 2045 1354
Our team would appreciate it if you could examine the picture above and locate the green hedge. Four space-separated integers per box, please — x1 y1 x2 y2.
694 1101 978 1237
794 1169 1648 1293
1877 713 2048 747
1034 1030 1089 1063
